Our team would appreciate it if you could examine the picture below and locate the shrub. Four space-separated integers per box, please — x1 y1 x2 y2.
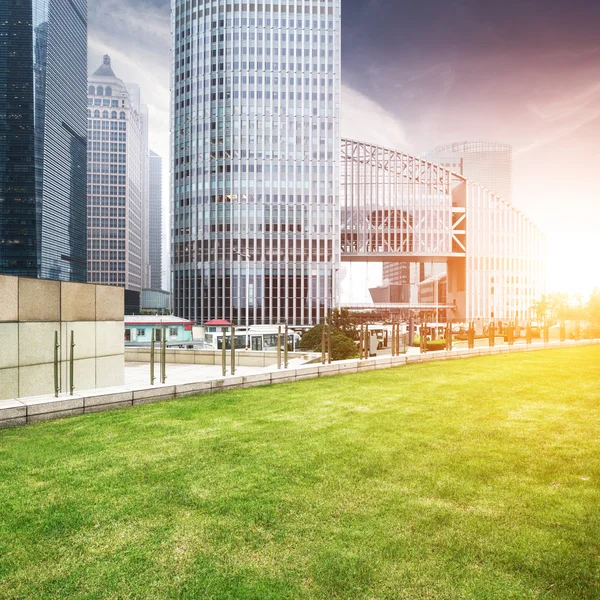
299 325 359 361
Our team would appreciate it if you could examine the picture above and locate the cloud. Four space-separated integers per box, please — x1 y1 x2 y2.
341 85 410 150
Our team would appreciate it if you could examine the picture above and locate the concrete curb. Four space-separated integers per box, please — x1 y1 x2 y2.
1 339 599 429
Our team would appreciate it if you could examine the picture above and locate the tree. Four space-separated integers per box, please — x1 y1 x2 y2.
531 295 549 323
299 325 359 361
587 288 600 326
329 308 358 340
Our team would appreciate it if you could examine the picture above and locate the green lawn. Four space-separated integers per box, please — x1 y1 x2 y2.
1 347 600 600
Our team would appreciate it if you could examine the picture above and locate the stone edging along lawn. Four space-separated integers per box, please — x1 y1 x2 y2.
1 339 599 429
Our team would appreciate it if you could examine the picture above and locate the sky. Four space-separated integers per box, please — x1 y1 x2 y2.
88 0 600 299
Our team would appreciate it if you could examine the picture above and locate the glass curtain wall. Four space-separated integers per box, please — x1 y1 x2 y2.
172 0 341 326
0 0 87 282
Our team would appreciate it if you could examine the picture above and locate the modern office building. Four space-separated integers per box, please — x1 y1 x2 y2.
0 0 88 282
148 150 163 290
428 141 513 203
341 139 546 325
172 0 341 326
87 56 149 296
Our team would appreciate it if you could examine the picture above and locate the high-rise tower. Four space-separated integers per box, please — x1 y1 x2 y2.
172 0 341 326
0 0 88 281
428 141 513 203
149 150 163 291
87 56 149 297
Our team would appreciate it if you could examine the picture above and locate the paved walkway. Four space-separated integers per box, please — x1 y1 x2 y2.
124 357 311 387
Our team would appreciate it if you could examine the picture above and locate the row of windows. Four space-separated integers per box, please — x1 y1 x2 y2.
89 98 122 107
88 218 127 228
176 31 333 52
175 60 335 75
89 110 127 119
89 120 127 131
88 164 127 174
87 175 127 184
88 272 126 283
89 85 112 96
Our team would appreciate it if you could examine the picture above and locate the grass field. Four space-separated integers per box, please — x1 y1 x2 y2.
1 346 599 599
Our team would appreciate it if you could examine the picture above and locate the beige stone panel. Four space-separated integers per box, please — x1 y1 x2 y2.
19 363 55 398
18 278 60 322
0 370 19 402
18 322 60 367
95 285 124 321
96 321 125 357
70 358 96 394
62 322 97 361
61 282 96 322
0 275 18 322
0 323 18 369
95 354 125 388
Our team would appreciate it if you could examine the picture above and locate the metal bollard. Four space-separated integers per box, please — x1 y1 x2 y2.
150 329 156 385
69 330 75 395
161 327 167 383
54 331 60 397
278 325 282 369
221 326 227 377
284 323 289 369
231 325 236 376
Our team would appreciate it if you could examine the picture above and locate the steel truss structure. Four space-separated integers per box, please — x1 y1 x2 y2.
341 139 546 324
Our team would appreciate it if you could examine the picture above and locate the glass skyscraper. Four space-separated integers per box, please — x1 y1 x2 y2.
0 0 88 282
149 150 163 291
172 0 341 326
428 141 513 204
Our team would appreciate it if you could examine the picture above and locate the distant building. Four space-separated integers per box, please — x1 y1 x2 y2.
141 289 171 313
124 315 193 345
417 274 447 321
148 150 163 291
427 141 513 203
0 0 88 281
87 55 149 302
369 283 410 304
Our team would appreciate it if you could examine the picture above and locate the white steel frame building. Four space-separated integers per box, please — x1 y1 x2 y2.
341 139 546 325
171 0 341 326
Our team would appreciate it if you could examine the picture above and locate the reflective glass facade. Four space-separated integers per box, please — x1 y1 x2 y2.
428 141 513 204
172 0 341 326
0 0 87 282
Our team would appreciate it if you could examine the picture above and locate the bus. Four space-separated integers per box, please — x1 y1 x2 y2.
204 326 301 352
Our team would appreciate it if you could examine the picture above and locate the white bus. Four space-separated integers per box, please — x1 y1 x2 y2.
204 326 301 352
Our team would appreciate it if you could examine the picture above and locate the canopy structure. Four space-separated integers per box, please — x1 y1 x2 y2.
204 319 233 326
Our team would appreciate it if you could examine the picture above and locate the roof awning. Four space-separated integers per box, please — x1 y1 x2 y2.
204 319 233 326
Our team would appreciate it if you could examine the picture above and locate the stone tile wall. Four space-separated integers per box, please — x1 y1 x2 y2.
0 275 124 400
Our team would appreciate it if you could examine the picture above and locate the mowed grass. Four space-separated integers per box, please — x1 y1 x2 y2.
1 348 600 600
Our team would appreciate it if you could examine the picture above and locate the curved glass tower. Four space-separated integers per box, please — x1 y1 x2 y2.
171 0 341 326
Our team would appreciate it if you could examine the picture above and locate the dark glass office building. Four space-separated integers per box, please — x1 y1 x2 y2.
0 0 88 282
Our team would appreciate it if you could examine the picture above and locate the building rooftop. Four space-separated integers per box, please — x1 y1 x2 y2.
124 315 194 326
92 55 116 78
